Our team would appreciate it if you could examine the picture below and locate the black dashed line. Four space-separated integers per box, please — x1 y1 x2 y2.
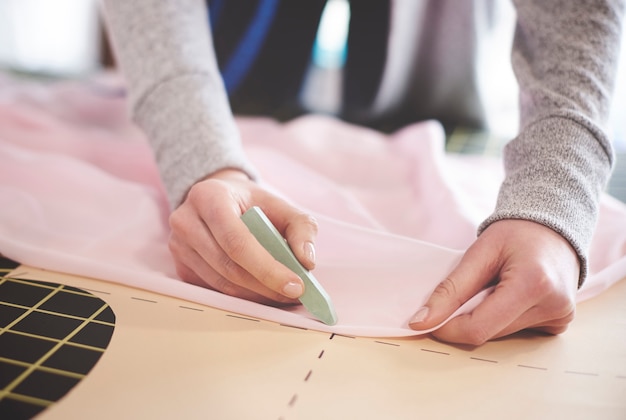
518 364 547 371
131 297 157 303
470 357 498 364
304 370 312 382
565 370 599 377
225 314 260 322
179 305 204 312
329 333 354 340
288 394 298 407
318 350 325 359
616 375 626 380
374 340 400 347
420 348 450 355
280 324 308 330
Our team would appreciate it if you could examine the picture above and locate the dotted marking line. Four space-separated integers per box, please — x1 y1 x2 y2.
420 348 450 356
280 324 308 331
565 370 599 377
179 305 204 312
374 340 400 347
518 364 548 371
329 333 355 340
225 314 260 322
470 357 498 364
130 297 157 303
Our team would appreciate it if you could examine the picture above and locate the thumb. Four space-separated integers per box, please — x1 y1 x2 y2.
408 242 500 330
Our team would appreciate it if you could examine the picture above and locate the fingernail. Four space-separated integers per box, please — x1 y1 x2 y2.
409 306 429 324
304 241 316 266
282 281 304 298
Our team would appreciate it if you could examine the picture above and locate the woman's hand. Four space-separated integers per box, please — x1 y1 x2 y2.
168 169 318 305
409 219 579 345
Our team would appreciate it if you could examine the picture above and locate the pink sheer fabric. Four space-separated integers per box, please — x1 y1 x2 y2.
1 76 625 337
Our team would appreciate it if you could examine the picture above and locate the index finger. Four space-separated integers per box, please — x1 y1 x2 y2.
409 235 502 330
431 273 538 345
207 202 306 299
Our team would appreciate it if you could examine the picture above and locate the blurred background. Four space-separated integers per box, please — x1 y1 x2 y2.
0 0 624 199
0 0 106 75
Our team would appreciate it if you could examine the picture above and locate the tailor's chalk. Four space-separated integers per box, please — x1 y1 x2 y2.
241 206 338 326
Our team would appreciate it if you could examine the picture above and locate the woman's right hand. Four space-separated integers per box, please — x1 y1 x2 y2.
168 169 319 305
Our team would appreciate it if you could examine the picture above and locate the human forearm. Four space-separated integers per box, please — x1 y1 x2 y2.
101 0 257 208
480 0 625 285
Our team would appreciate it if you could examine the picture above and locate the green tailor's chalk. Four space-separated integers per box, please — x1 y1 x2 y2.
241 206 338 326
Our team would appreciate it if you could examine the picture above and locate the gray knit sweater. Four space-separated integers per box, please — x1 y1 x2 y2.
102 0 624 284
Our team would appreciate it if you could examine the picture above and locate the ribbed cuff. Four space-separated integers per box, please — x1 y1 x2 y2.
478 114 613 287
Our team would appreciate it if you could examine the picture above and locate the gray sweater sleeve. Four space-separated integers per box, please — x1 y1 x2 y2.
102 0 623 285
478 0 625 285
101 0 257 210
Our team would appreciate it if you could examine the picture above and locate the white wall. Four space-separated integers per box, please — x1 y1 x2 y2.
0 0 101 76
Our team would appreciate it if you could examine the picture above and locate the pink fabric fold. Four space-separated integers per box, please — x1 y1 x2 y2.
1 76 625 337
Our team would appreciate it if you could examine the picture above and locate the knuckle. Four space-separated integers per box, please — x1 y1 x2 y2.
218 251 245 280
300 213 319 233
561 307 576 324
531 277 577 320
432 277 463 306
212 275 239 297
528 274 553 299
550 304 576 326
554 293 575 313
286 212 319 238
220 229 248 259
433 277 457 298
186 179 226 208
168 210 187 233
186 181 209 203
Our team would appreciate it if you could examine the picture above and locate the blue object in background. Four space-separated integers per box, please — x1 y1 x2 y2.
208 0 279 94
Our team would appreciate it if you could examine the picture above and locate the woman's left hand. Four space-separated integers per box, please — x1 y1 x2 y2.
409 219 579 345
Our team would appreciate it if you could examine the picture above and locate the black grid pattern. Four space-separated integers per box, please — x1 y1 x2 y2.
0 258 116 420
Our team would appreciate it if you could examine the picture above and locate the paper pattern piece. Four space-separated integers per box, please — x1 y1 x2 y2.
0 75 625 337
0 269 116 418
